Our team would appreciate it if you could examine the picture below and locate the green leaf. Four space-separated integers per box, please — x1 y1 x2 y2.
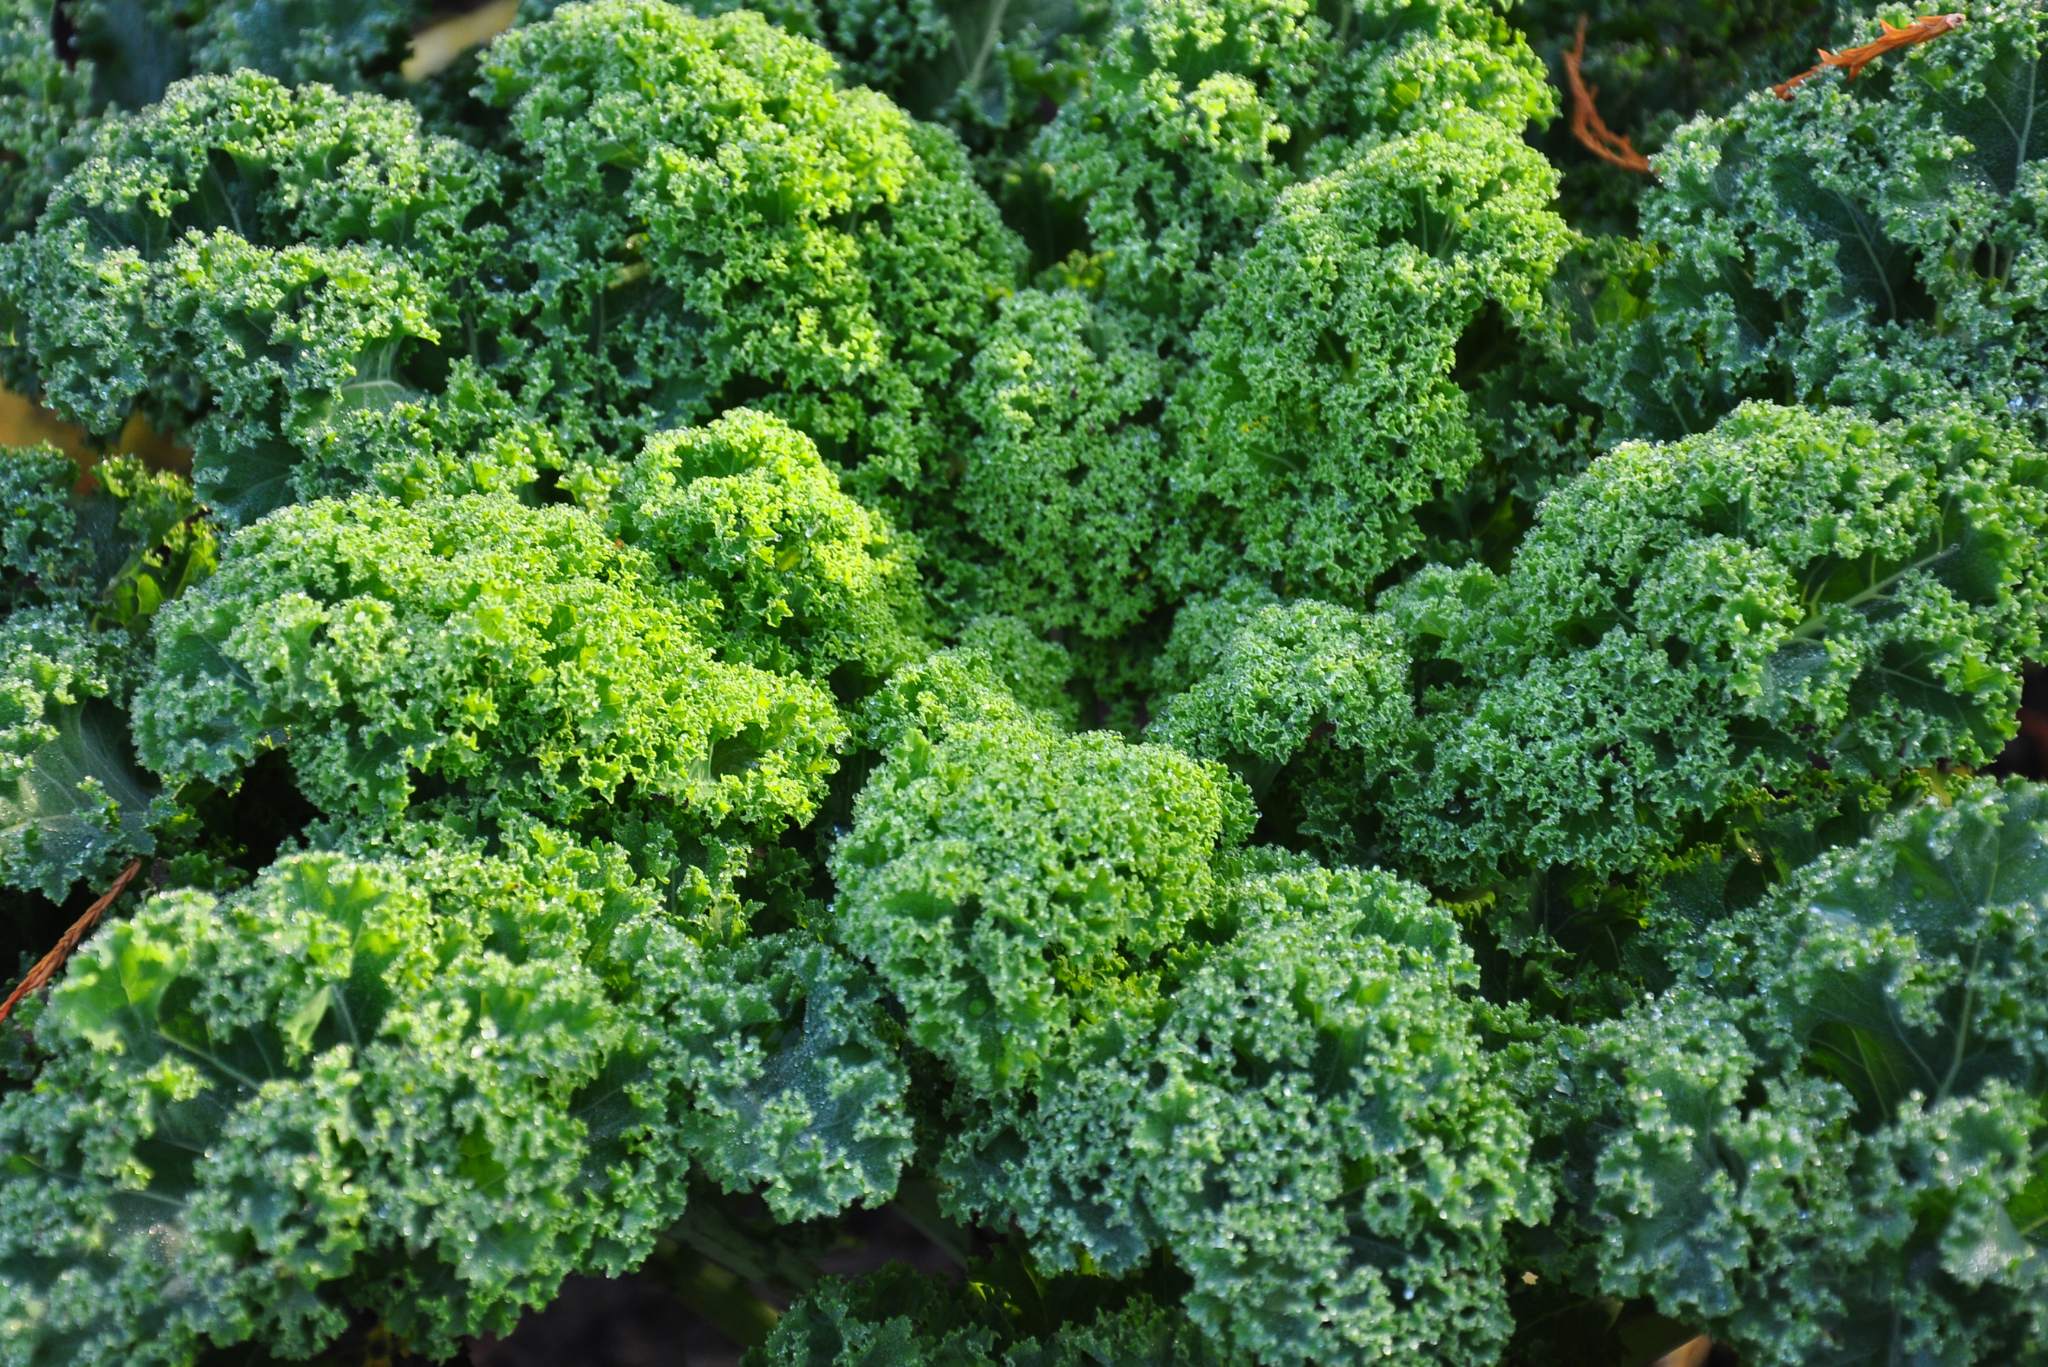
69 0 194 110
0 700 157 902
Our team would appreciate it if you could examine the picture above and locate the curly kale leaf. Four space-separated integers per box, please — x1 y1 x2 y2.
1594 0 2048 441
337 819 917 1248
1150 596 1411 856
1033 0 1551 333
1718 779 2048 1121
830 711 1248 1094
132 493 846 861
0 447 213 899
953 289 1170 638
66 459 216 634
0 849 643 1364
1 825 918 1365
944 853 1547 1364
656 931 914 1222
3 3 1027 536
1005 1294 1227 1365
478 0 1022 507
1382 401 2048 885
1540 779 2048 1365
1170 112 1570 601
631 0 1107 151
1 446 215 626
0 446 86 610
0 0 430 239
851 616 1078 755
0 72 508 525
0 606 160 900
607 408 929 691
64 0 423 110
0 0 93 237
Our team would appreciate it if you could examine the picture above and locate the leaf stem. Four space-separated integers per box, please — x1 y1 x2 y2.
0 857 145 1026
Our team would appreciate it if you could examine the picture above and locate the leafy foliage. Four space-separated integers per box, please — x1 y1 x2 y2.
940 853 1548 1362
1169 112 1571 600
0 72 505 523
0 606 159 899
605 408 929 690
0 0 432 237
0 446 208 899
0 445 214 626
1033 0 1552 334
663 930 914 1220
1380 401 2048 885
0 446 87 609
132 493 846 870
0 836 911 1363
2 1 1028 533
0 0 93 237
954 288 1169 637
1150 595 1409 853
477 0 1022 505
2 845 661 1364
0 0 2043 1363
849 613 1079 758
1594 0 2048 441
634 0 1108 177
1530 778 2048 1364
830 709 1248 1092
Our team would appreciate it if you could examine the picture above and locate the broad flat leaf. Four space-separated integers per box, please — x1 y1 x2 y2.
897 0 1092 125
191 427 305 527
1759 783 2048 1116
69 0 193 111
1 699 157 901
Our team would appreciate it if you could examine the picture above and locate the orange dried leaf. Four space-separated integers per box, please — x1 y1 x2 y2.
1776 11 1967 98
1563 15 1653 175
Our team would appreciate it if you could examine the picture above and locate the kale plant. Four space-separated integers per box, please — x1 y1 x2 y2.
0 1 2042 1364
